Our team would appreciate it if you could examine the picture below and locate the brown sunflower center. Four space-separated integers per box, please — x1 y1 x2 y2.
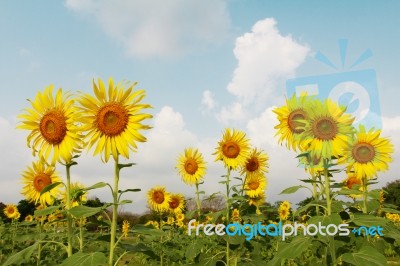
184 159 198 175
96 103 129 137
33 173 52 193
352 143 375 163
312 116 338 140
222 141 240 158
248 180 260 190
169 198 180 209
152 191 165 204
346 176 361 189
288 109 306 134
7 207 15 214
39 110 67 145
246 158 259 172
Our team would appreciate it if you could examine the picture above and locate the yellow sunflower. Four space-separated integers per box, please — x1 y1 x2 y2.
214 128 251 170
24 215 34 222
273 93 313 151
244 173 266 197
338 125 394 179
301 99 355 161
249 193 266 207
63 182 88 207
3 204 19 219
278 207 290 221
343 173 364 199
147 186 171 213
78 77 152 162
18 85 82 165
122 220 130 238
279 201 291 210
168 193 185 214
176 148 206 185
21 161 61 206
176 213 185 221
240 148 269 177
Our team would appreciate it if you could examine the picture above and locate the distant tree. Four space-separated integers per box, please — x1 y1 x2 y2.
0 202 6 221
17 199 36 220
383 179 400 209
85 197 105 208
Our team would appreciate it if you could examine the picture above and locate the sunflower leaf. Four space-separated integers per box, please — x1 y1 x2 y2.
34 206 60 217
2 241 39 266
83 182 108 191
342 246 387 266
40 181 64 196
61 251 107 266
69 206 104 219
118 188 141 194
118 163 136 169
279 185 307 195
119 199 133 205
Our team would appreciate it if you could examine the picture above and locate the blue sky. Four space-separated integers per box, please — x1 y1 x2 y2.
1 1 399 213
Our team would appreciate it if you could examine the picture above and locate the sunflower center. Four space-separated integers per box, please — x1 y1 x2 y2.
33 173 52 193
312 117 338 140
222 141 240 158
39 110 67 145
288 109 306 134
96 103 129 137
152 191 165 204
248 180 260 190
352 143 375 163
169 198 180 209
246 158 259 172
7 207 15 214
346 176 361 189
184 159 198 175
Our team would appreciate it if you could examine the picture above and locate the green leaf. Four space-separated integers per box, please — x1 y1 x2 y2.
336 188 363 195
69 206 103 218
185 241 204 260
133 225 166 236
34 205 60 217
276 236 312 259
308 213 342 226
382 222 400 240
83 182 108 191
40 181 63 196
118 188 141 194
3 242 39 265
119 199 133 205
381 207 400 214
342 246 387 266
61 251 107 266
279 185 307 195
352 214 388 227
222 234 246 245
118 163 136 169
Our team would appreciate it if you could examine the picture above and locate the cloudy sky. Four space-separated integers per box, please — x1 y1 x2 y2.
1 1 399 214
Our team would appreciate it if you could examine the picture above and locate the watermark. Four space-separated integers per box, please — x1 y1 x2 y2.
187 219 384 241
286 39 381 129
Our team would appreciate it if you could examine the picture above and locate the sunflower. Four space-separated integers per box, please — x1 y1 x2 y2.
122 220 130 238
78 77 152 162
3 204 19 219
168 193 185 214
301 99 355 161
147 186 171 213
231 208 241 222
240 148 269 177
343 173 364 199
63 182 88 207
273 93 313 151
279 201 291 210
24 215 34 222
18 85 82 165
278 207 290 221
248 193 265 207
21 161 61 206
176 213 185 221
244 173 266 197
176 148 206 185
214 128 251 170
338 125 394 179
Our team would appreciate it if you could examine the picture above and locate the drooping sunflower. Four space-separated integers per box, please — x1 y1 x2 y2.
176 148 206 185
214 128 251 170
343 173 364 199
244 173 266 198
18 85 82 165
240 148 269 177
147 186 171 213
21 161 61 206
301 99 355 161
338 125 394 179
3 204 19 219
63 182 88 207
78 77 152 162
249 193 265 207
273 93 313 151
168 193 185 214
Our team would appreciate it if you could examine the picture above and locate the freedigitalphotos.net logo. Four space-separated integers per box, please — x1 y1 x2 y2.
187 219 384 241
286 39 381 130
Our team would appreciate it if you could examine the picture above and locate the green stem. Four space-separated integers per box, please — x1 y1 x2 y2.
310 169 320 216
79 219 84 251
225 168 231 266
362 176 368 214
66 164 73 257
109 156 120 266
323 160 331 216
195 182 201 219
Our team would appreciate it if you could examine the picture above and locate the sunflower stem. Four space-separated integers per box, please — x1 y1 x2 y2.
225 168 231 266
195 182 201 219
109 156 120 266
65 163 73 257
310 169 320 216
323 160 331 216
362 176 368 214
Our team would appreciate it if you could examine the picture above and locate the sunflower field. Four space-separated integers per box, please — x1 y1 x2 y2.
1 78 400 266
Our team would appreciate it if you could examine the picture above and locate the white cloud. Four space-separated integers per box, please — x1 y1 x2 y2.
247 106 278 148
65 0 231 58
201 90 216 113
217 18 309 124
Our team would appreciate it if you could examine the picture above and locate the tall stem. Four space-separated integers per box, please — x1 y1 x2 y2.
109 156 120 266
310 168 320 216
66 164 73 257
362 176 368 214
225 168 231 266
195 183 201 219
323 160 331 216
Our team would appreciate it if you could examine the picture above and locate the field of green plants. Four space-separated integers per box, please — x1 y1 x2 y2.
1 78 399 265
